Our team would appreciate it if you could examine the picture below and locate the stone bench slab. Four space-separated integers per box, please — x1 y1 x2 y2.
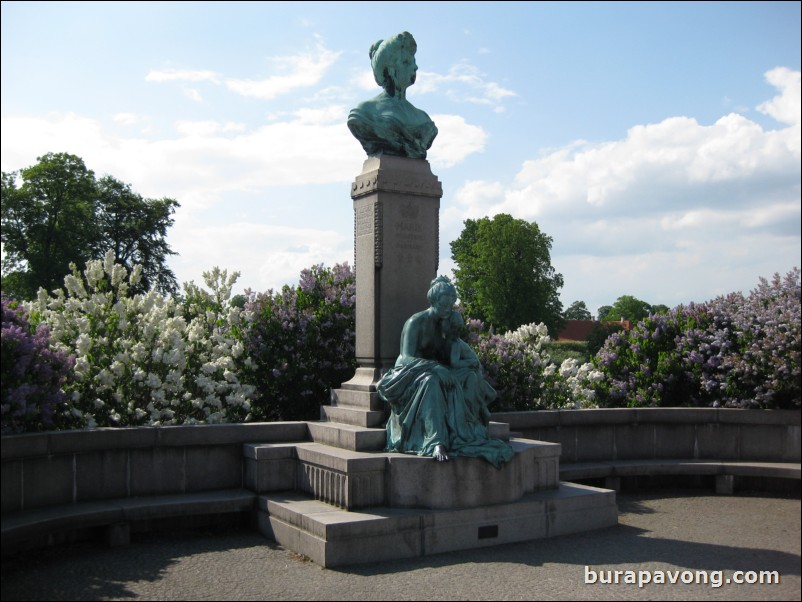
2 489 256 556
560 459 801 480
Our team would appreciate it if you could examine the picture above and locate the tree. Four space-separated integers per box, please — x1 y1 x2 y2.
598 295 652 322
564 300 592 320
450 214 564 335
1 153 179 298
650 304 670 315
2 153 97 299
596 305 612 321
94 176 178 294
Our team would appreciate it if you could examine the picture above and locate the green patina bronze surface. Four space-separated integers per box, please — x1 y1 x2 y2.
377 276 513 467
347 32 438 160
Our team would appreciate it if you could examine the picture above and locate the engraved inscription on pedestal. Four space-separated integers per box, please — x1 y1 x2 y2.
355 202 383 268
394 202 424 269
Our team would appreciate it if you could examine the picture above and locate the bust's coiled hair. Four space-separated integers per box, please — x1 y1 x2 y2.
369 31 417 90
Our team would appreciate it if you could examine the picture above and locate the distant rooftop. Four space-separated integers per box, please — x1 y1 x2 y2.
556 319 632 341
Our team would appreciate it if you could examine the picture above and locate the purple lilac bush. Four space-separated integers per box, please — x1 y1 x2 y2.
242 263 356 421
1 293 75 433
592 269 800 409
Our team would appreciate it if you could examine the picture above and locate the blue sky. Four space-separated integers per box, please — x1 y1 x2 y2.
2 1 800 317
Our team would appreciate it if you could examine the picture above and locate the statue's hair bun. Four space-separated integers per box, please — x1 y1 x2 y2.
369 40 383 60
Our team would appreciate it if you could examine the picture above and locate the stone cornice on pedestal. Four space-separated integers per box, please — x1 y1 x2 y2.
351 155 443 199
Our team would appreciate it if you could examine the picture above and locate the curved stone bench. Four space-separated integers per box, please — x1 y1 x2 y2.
1 489 256 556
493 408 801 494
1 422 308 557
3 409 799 558
559 459 801 493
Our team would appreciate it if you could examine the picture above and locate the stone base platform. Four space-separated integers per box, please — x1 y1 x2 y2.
257 482 618 568
245 416 617 567
245 437 561 510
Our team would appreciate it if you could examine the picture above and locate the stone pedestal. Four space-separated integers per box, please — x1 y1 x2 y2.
348 155 441 386
284 155 618 568
326 155 442 427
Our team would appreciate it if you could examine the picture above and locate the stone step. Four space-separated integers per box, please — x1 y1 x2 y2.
330 388 385 411
242 441 389 506
294 444 388 509
320 405 387 428
257 482 618 568
307 421 386 452
294 442 388 473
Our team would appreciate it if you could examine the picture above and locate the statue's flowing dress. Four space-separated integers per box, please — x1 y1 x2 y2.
378 358 514 468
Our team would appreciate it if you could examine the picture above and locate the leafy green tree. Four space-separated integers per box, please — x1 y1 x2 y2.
650 304 670 315
1 153 179 298
450 213 564 335
596 305 612 321
599 295 652 322
564 300 592 320
95 176 178 294
2 153 97 298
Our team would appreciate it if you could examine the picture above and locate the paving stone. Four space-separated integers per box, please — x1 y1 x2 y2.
2 492 798 601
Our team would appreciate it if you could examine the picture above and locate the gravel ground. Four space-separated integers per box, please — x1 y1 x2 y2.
2 491 800 601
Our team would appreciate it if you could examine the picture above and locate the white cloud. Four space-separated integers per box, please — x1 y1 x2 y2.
757 67 801 126
173 120 247 137
444 68 801 313
415 63 517 111
352 69 378 92
0 110 364 204
225 44 341 100
0 108 360 294
0 113 109 173
467 101 799 223
291 105 348 125
184 88 203 102
145 69 221 83
0 104 488 223
174 120 224 137
428 114 487 168
113 112 143 125
170 220 352 295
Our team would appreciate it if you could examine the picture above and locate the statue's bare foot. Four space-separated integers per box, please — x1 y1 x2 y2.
433 444 450 462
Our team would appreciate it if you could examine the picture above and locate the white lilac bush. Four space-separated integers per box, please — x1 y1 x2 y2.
466 319 601 410
26 252 255 427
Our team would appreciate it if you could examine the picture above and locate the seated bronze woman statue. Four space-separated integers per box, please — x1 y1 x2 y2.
377 276 513 467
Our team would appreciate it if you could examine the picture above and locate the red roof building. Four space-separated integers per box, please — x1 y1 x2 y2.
556 319 632 341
